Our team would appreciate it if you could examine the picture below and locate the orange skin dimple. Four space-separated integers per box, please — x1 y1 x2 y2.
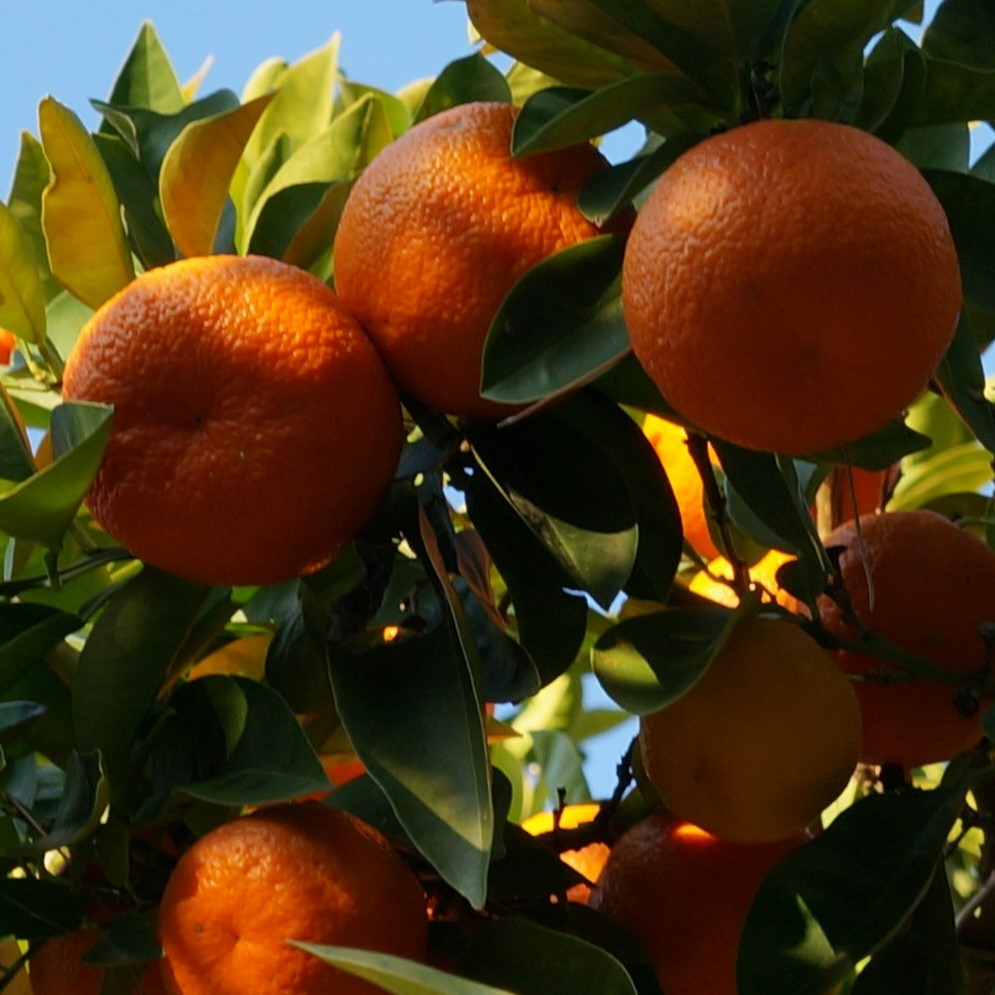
623 118 961 455
61 255 403 587
158 803 428 995
333 101 626 421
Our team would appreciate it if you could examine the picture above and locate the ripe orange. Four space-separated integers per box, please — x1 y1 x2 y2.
158 802 428 995
641 413 720 559
623 118 961 455
0 329 14 365
639 613 861 843
29 928 166 995
818 510 995 768
521 802 610 904
590 813 806 995
333 100 621 420
61 255 403 587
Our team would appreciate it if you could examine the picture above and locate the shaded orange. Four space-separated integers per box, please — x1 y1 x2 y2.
333 101 623 420
521 803 610 904
689 548 803 614
29 928 166 995
157 802 428 995
641 413 720 559
62 255 403 587
818 510 995 768
589 811 806 995
623 118 961 454
639 614 860 843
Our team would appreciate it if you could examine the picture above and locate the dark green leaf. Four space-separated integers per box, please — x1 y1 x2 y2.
925 169 995 315
854 28 919 134
73 567 233 776
328 622 493 909
480 236 629 406
738 785 968 995
898 123 971 171
934 312 995 454
155 675 330 806
0 700 46 739
82 911 162 966
469 404 639 611
0 382 35 485
512 76 699 157
922 0 995 69
592 604 739 714
850 863 965 995
464 467 589 688
246 181 349 262
0 878 79 939
913 58 995 127
104 21 184 115
467 915 638 995
810 415 933 471
414 53 512 123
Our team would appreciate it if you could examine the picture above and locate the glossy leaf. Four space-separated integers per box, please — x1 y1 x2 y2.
0 401 112 548
511 75 699 157
467 915 638 995
413 53 512 123
592 604 740 714
329 621 493 909
922 0 995 69
0 201 46 347
73 567 233 776
153 675 330 807
738 784 969 995
104 21 184 115
480 236 629 406
465 0 647 90
934 312 995 454
855 28 920 134
39 98 135 310
888 441 994 509
296 944 517 995
159 93 274 258
7 131 59 298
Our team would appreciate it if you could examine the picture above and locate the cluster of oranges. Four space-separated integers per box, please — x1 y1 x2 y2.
43 83 991 995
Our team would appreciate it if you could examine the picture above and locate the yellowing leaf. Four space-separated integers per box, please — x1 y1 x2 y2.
39 98 134 310
159 93 275 259
0 202 46 344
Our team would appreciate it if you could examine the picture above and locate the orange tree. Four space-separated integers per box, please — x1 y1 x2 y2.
0 3 994 994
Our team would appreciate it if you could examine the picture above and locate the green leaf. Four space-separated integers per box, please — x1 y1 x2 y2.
463 467 589 688
511 75 698 157
7 131 60 300
854 28 919 134
922 0 995 70
0 602 81 695
0 879 79 940
737 784 969 995
925 169 995 316
243 34 341 166
329 620 493 908
295 943 518 995
159 93 274 258
12 750 109 855
0 401 113 549
469 403 640 611
413 54 512 123
913 57 995 126
154 675 330 807
0 201 46 345
104 21 185 115
889 441 993 509
0 381 35 484
467 915 638 995
592 604 739 714
480 236 630 406
39 98 135 310
465 0 650 90
73 567 233 776
0 700 46 739
850 864 965 995
810 415 933 471
934 313 995 454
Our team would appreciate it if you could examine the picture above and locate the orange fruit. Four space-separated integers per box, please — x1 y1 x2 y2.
818 510 995 768
333 100 622 420
623 118 961 455
590 813 806 995
29 928 166 995
639 613 861 843
689 548 803 614
157 802 428 995
815 463 897 537
61 255 403 587
0 329 15 365
521 802 610 904
641 413 720 559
